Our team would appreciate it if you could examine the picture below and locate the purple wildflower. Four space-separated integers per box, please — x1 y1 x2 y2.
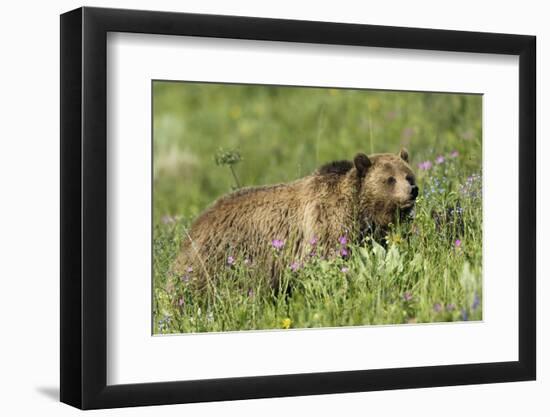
386 110 398 121
290 262 301 272
435 155 445 164
338 236 348 246
450 150 459 158
340 247 349 258
341 266 350 274
309 236 318 246
227 256 235 266
401 127 415 140
454 239 462 248
403 292 413 302
418 161 433 171
178 297 185 307
186 266 193 273
459 173 482 199
472 293 480 310
271 239 285 250
433 303 442 313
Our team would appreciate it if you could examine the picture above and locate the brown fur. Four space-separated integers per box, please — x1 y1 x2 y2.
173 150 417 289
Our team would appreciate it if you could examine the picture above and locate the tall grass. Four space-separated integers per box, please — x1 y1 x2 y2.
153 81 482 334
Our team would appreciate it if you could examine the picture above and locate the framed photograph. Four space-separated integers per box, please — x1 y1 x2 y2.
60 6 536 409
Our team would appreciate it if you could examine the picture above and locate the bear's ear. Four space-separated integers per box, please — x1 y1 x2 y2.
399 148 409 162
354 153 372 176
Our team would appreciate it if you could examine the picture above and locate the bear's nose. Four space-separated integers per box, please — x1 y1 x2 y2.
411 185 419 199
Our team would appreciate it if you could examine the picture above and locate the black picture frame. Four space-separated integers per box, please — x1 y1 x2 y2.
60 6 536 410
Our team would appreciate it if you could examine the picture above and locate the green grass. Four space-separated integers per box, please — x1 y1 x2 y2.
152 81 482 334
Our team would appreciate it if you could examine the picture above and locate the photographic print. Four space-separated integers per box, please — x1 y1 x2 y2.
61 8 535 407
152 81 482 334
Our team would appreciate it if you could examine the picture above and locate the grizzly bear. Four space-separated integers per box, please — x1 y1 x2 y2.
173 149 418 290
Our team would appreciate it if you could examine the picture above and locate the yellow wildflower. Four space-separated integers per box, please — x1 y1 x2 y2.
229 105 241 119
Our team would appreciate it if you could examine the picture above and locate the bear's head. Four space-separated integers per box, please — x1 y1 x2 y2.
354 149 418 229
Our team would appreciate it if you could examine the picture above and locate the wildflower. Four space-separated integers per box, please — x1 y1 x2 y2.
454 239 462 248
459 173 482 199
244 258 250 266
461 130 474 140
401 127 415 140
308 237 318 257
435 155 445 164
227 255 235 266
418 161 432 171
433 302 442 313
161 215 176 225
271 239 285 250
290 262 301 272
248 288 254 298
229 106 241 119
450 150 459 158
341 266 350 274
215 148 242 165
158 315 171 331
446 303 456 312
281 318 292 329
388 233 403 245
338 235 349 258
403 292 413 302
207 311 214 322
450 206 464 216
178 297 185 307
214 148 243 188
181 266 192 282
461 308 469 321
472 293 480 310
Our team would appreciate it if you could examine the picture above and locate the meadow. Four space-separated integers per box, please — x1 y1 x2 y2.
153 81 482 334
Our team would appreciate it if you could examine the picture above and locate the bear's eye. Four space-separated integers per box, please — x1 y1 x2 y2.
406 174 415 185
387 176 396 185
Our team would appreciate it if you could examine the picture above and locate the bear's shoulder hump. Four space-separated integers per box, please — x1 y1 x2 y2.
317 160 353 176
